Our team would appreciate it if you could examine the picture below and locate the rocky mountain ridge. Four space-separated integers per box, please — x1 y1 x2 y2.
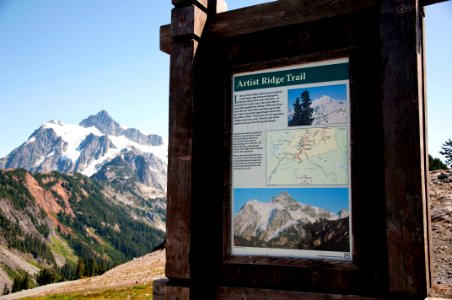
0 111 167 196
0 168 165 293
234 191 350 251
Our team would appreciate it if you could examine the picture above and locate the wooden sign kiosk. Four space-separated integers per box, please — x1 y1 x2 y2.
159 0 443 299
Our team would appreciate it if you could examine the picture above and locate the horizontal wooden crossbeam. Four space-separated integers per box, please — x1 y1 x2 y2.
160 0 448 54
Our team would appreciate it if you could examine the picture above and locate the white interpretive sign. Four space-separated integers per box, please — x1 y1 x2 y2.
231 58 352 260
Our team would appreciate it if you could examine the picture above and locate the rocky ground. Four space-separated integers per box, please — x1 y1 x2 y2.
430 169 452 298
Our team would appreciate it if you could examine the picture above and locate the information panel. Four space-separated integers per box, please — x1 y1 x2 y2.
231 58 352 260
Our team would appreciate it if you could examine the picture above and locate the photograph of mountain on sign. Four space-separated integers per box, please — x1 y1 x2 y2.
233 188 350 253
288 84 348 126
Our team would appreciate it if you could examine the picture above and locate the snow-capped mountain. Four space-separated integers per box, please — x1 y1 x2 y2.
234 192 350 251
337 208 350 219
0 111 167 194
234 191 338 241
288 95 347 126
311 95 347 125
80 110 163 146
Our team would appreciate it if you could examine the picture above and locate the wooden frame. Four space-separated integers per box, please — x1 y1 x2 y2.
214 12 385 296
160 0 444 298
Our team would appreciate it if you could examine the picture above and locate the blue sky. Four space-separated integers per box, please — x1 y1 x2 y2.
233 187 349 216
0 1 450 160
0 0 274 157
425 2 452 160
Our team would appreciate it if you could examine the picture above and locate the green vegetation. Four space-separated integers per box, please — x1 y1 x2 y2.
58 262 77 281
36 268 58 286
0 210 56 266
12 272 34 292
0 262 17 279
289 90 314 126
0 169 34 210
49 172 165 265
440 139 452 167
2 283 10 295
49 235 78 265
429 154 448 171
0 169 165 291
20 284 153 299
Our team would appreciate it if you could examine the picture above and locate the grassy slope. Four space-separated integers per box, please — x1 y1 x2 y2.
21 284 153 300
7 250 165 300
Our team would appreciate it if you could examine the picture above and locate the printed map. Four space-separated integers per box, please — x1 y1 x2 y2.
267 127 348 185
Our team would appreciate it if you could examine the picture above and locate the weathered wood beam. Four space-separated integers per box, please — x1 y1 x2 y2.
210 0 377 39
160 0 378 54
171 4 208 41
160 24 172 54
166 0 208 288
380 0 431 297
421 0 449 6
216 286 384 300
164 2 226 300
166 285 190 300
172 0 208 10
160 0 448 55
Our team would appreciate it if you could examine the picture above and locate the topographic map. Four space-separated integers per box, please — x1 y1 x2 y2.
266 127 348 185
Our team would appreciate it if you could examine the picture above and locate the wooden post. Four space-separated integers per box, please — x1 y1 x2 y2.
380 0 431 297
165 1 225 299
166 1 206 298
152 279 169 300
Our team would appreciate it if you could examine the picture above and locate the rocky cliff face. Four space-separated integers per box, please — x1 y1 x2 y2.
79 110 163 146
0 169 166 292
0 111 167 195
233 191 349 252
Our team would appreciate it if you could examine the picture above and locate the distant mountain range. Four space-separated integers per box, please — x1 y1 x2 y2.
234 192 350 251
0 110 167 197
0 111 167 291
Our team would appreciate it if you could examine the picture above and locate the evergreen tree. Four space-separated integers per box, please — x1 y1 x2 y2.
440 139 452 167
429 154 448 171
290 98 302 126
12 273 31 292
289 90 313 126
300 90 314 125
76 259 85 279
59 263 77 281
2 284 10 295
36 268 56 286
12 275 22 292
22 273 31 291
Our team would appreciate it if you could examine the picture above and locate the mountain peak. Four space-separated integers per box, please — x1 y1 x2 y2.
0 111 166 193
79 110 123 136
272 191 297 206
46 120 64 126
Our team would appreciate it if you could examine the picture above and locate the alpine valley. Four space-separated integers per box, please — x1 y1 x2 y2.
0 111 167 292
